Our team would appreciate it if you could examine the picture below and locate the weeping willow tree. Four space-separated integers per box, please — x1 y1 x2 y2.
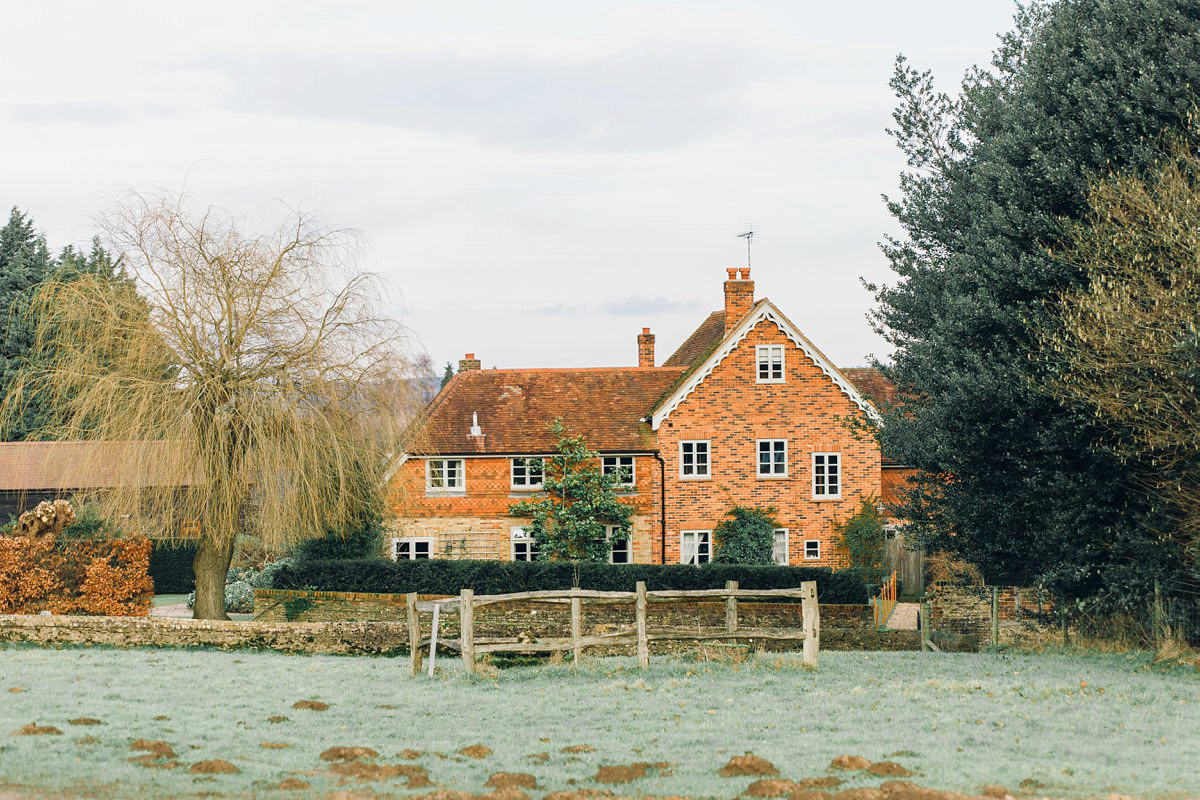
1 191 417 619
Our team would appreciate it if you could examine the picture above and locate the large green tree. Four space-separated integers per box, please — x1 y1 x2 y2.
0 209 54 439
872 0 1200 597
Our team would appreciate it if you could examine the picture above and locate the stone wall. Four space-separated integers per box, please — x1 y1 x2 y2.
927 585 1056 650
0 614 408 655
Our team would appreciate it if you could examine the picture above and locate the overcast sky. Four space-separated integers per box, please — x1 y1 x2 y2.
2 1 1018 372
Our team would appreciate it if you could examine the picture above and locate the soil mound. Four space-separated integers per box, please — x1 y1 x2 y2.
485 772 538 790
460 744 493 759
330 762 431 787
189 759 240 774
131 739 177 758
742 778 800 797
542 791 616 800
13 723 62 736
269 715 290 723
400 749 423 759
867 762 914 778
68 717 102 726
830 755 871 771
593 762 670 784
261 741 291 749
562 744 594 753
720 753 779 777
293 700 330 711
278 778 311 790
528 753 550 762
153 715 170 721
321 746 380 762
981 789 1013 799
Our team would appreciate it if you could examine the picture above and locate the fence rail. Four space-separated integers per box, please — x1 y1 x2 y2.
872 570 897 630
404 580 820 675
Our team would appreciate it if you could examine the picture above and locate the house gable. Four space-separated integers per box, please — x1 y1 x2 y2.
651 299 879 429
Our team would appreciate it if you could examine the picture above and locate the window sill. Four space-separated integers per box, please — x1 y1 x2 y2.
509 486 545 493
755 379 786 384
425 490 466 498
756 474 790 480
810 496 843 502
679 475 712 481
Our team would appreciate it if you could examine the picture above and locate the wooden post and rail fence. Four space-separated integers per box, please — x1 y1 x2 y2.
404 579 820 675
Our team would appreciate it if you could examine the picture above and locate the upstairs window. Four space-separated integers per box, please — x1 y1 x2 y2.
426 459 465 493
757 439 788 476
511 527 538 561
772 528 789 565
680 440 710 478
680 530 712 565
510 457 545 490
392 537 432 560
756 345 785 383
812 453 841 498
607 525 631 564
602 455 636 488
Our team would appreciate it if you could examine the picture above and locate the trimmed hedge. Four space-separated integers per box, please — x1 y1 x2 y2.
148 541 197 594
271 559 868 604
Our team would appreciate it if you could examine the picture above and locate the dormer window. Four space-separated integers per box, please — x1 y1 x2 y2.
756 345 785 383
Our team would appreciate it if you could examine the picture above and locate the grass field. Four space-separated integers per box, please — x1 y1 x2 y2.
0 645 1196 799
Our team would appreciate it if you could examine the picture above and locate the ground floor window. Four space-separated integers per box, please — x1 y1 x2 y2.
680 530 711 565
772 528 789 565
804 539 820 560
511 527 538 561
392 537 433 560
607 525 631 563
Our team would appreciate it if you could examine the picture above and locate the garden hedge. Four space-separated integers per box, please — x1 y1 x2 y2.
271 558 868 604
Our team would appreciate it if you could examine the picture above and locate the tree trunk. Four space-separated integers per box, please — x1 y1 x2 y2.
192 535 235 620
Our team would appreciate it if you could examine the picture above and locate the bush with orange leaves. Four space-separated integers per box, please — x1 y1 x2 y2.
0 535 153 616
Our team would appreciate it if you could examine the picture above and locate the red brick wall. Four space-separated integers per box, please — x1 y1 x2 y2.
881 466 918 520
655 318 881 568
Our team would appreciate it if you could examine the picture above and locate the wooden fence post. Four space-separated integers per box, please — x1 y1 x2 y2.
428 603 440 677
990 586 999 647
406 592 422 677
800 580 819 668
1060 613 1070 648
1153 579 1165 648
920 600 931 652
460 589 475 675
725 580 738 633
635 581 649 669
571 594 583 666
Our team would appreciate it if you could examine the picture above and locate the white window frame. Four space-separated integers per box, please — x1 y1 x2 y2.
391 536 434 560
804 539 821 560
426 458 465 493
772 528 789 566
602 455 636 488
812 452 841 498
607 524 631 564
679 440 711 479
756 344 785 383
510 526 538 562
757 439 788 477
510 456 545 490
680 530 712 565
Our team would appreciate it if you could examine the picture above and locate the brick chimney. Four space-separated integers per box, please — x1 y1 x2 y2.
458 353 481 371
637 327 655 368
724 267 754 332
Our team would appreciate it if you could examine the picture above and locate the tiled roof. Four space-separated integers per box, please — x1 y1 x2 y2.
0 441 195 491
408 367 687 455
662 311 725 367
841 367 899 408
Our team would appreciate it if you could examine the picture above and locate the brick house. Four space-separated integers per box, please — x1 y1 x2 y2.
388 268 910 567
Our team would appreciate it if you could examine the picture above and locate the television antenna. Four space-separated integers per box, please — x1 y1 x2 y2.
736 226 755 268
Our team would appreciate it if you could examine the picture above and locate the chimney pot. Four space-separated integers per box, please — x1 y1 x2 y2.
642 327 650 335
739 268 751 280
726 267 737 280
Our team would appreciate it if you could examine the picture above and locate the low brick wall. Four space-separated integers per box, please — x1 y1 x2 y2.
927 585 1056 650
0 614 407 655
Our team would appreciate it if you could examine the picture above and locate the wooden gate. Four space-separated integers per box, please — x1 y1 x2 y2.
885 533 924 597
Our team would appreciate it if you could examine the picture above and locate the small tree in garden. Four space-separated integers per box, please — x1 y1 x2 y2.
832 496 887 585
1 190 417 619
509 420 632 562
711 506 777 564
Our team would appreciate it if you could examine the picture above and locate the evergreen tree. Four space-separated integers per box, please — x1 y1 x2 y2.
0 208 55 439
440 361 454 389
872 0 1200 597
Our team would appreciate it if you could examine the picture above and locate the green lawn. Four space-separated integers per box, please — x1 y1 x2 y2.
0 646 1196 798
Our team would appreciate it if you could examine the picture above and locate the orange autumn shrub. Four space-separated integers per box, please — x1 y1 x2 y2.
0 535 153 616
